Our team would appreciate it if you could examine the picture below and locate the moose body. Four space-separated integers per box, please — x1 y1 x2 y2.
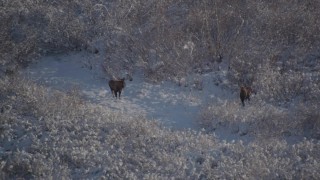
240 86 255 106
108 74 133 99
109 78 125 99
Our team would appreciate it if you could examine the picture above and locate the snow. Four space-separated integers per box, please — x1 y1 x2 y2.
23 52 234 132
22 52 312 145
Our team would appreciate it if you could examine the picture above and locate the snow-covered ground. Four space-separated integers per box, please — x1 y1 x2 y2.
24 52 235 132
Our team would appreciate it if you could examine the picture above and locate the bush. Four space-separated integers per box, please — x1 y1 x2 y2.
1 0 320 178
1 76 319 179
198 99 310 139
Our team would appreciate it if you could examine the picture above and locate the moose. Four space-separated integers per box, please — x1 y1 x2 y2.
108 73 133 99
240 86 256 107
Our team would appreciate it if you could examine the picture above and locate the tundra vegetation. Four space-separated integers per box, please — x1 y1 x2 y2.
1 0 320 179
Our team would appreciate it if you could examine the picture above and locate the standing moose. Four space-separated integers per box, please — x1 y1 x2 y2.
240 86 256 106
108 73 133 99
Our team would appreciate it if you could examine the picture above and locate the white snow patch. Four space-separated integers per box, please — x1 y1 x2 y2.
23 52 253 143
21 52 311 144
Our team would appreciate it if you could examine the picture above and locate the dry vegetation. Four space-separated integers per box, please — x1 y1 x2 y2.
1 0 319 101
1 76 320 179
1 0 320 179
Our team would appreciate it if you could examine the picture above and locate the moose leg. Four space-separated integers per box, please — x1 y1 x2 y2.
110 88 115 98
241 97 245 107
118 90 122 99
112 91 114 97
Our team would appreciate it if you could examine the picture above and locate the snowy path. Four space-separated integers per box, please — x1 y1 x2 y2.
24 53 232 131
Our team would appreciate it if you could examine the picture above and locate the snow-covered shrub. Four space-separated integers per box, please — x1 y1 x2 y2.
2 0 320 85
0 0 107 71
1 76 320 179
199 100 301 139
293 101 320 140
1 0 320 179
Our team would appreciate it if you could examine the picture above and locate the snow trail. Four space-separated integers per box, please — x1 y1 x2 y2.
24 52 306 144
24 52 232 131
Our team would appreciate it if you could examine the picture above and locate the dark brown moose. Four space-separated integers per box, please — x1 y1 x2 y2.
108 74 133 99
240 86 256 107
